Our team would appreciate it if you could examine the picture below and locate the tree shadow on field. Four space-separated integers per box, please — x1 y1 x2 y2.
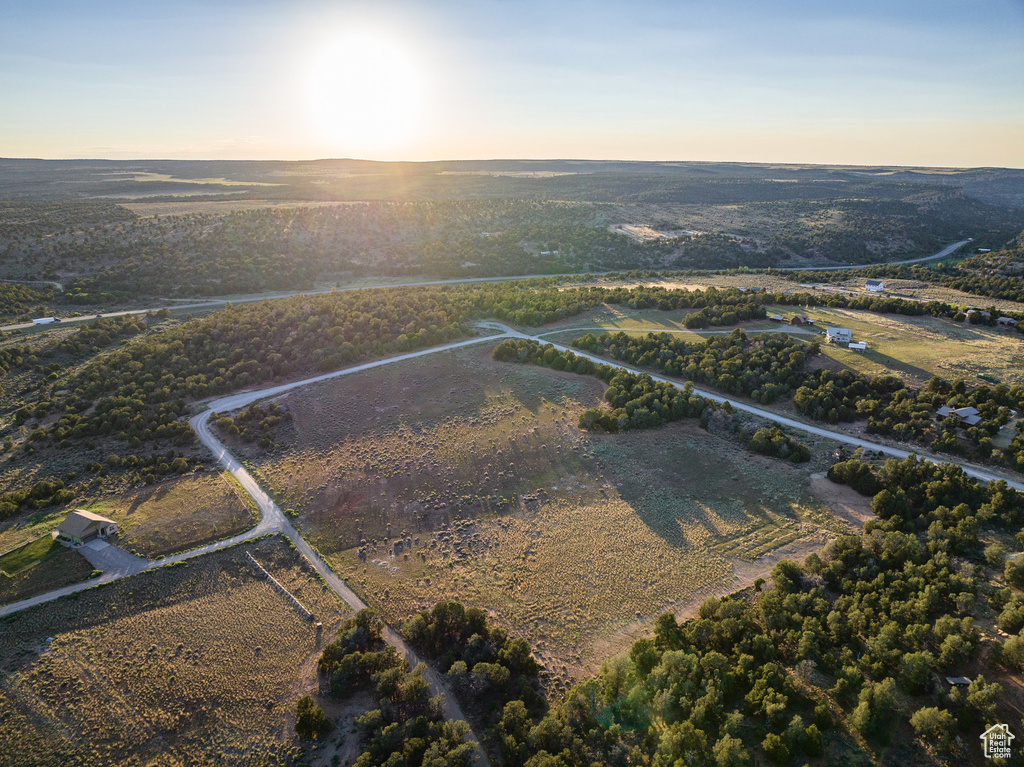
599 428 790 550
843 348 932 383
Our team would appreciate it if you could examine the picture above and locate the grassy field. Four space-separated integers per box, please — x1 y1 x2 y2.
241 344 843 689
757 304 1024 387
0 536 348 767
82 472 259 558
0 535 95 606
531 300 1024 389
0 534 61 576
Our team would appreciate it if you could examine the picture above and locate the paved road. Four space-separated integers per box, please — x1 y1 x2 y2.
0 239 970 333
773 238 971 272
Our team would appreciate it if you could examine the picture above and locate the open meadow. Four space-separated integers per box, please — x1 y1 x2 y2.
761 305 1024 387
240 344 847 689
531 300 1024 389
82 471 259 557
0 536 348 767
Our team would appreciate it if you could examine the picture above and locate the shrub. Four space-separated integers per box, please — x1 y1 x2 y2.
910 706 954 747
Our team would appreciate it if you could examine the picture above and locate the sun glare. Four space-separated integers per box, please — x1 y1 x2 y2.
307 32 425 154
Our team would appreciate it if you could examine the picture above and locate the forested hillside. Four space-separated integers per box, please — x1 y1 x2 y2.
1 180 1019 299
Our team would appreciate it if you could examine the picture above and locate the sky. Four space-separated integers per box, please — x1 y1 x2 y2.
1 0 1023 167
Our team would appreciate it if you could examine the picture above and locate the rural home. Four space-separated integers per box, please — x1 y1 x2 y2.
864 279 885 293
965 309 991 321
56 510 118 546
996 316 1018 328
825 327 852 344
936 406 982 427
790 315 811 326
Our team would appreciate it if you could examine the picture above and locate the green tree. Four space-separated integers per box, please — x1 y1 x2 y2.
910 706 954 750
712 734 748 767
295 695 331 740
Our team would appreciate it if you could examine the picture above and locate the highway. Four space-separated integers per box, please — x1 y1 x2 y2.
0 238 971 333
773 238 971 271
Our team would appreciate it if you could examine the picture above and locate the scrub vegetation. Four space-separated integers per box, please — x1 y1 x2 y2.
0 536 348 767
238 345 839 689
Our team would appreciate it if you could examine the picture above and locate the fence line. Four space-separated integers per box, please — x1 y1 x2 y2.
246 551 314 620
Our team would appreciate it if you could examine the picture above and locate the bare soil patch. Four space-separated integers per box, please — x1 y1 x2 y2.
809 472 874 530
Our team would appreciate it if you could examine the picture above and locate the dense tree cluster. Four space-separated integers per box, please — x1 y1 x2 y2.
317 609 475 766
0 477 75 519
493 338 708 433
493 338 815 466
3 189 1018 297
574 329 815 405
408 455 1024 765
212 402 291 449
54 315 149 357
743 426 811 463
0 283 58 322
22 284 586 451
0 343 35 377
572 328 1024 469
402 600 546 753
2 201 669 296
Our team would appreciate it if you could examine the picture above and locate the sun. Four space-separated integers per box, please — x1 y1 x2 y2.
307 32 425 154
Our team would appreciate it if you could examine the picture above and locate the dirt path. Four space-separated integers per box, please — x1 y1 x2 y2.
2 309 1015 761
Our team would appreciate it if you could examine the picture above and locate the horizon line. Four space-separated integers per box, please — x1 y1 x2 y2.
1 156 1021 172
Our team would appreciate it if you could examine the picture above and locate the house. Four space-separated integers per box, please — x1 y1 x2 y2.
826 327 852 344
56 510 118 546
864 280 885 293
790 315 812 326
946 676 972 687
937 406 983 427
965 309 991 320
997 317 1018 328
848 342 867 351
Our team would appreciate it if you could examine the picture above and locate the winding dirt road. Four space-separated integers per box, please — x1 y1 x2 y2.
3 312 1019 762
